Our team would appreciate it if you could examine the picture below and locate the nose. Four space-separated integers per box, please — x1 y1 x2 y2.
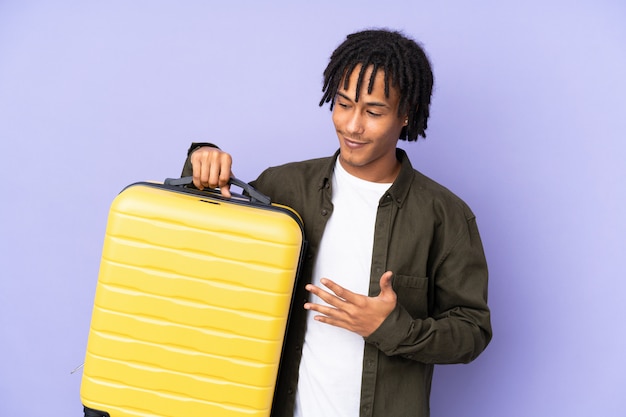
346 112 365 136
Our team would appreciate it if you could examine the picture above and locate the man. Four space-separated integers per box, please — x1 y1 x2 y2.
181 29 491 417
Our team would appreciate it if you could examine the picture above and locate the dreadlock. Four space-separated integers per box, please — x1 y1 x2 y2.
319 29 434 141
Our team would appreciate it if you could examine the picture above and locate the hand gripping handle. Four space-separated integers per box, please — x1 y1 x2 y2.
164 176 271 205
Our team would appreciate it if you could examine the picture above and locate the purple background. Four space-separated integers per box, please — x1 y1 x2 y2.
1 1 625 416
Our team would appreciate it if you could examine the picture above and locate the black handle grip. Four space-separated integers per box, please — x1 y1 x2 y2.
164 176 271 205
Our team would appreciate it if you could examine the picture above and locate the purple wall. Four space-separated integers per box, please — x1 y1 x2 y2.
1 1 625 416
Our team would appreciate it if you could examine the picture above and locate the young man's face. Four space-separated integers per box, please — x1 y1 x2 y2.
332 64 407 183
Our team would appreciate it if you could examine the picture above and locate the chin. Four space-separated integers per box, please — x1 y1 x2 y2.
339 152 366 168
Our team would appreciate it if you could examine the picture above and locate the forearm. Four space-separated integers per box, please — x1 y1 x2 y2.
365 302 491 364
367 217 492 364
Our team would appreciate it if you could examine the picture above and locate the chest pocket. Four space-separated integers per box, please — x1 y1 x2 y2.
392 275 429 319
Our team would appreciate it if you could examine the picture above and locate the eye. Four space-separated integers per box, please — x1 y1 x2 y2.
367 110 382 117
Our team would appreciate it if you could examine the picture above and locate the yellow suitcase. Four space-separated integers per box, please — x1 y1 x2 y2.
80 177 305 417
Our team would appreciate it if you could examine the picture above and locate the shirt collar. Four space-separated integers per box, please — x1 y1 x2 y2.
387 148 414 208
317 148 414 208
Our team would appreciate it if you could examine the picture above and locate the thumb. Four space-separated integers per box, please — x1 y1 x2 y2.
219 171 234 198
221 183 232 198
379 271 395 296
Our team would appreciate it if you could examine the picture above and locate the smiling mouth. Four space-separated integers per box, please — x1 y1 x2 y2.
344 137 367 147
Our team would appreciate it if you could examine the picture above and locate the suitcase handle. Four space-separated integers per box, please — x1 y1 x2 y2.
164 176 271 205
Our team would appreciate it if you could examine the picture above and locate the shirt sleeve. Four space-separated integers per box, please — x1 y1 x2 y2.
364 216 492 364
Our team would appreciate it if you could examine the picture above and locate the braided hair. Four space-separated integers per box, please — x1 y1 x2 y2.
319 29 434 141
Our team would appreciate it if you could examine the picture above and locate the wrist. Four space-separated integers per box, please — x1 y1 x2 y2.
187 142 219 157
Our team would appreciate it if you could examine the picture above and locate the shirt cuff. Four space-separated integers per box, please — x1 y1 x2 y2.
364 302 415 355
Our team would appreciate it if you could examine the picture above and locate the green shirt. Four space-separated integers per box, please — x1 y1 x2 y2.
183 147 492 417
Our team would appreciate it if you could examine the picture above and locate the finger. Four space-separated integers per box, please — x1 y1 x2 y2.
306 283 347 308
205 152 232 197
304 302 352 331
304 301 338 317
193 159 209 190
217 153 232 198
304 301 357 333
206 151 225 185
312 314 345 328
191 150 213 190
320 278 360 304
190 155 204 190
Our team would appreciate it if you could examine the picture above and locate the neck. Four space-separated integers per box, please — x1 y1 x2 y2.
338 154 400 183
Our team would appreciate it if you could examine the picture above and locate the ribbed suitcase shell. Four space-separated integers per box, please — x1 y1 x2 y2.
80 182 304 417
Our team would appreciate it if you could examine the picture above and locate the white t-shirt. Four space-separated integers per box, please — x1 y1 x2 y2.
294 159 391 417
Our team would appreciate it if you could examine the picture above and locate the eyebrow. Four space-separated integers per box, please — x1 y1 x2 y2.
336 91 391 109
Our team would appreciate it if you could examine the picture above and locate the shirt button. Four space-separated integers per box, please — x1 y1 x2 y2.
321 209 328 216
287 388 294 395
